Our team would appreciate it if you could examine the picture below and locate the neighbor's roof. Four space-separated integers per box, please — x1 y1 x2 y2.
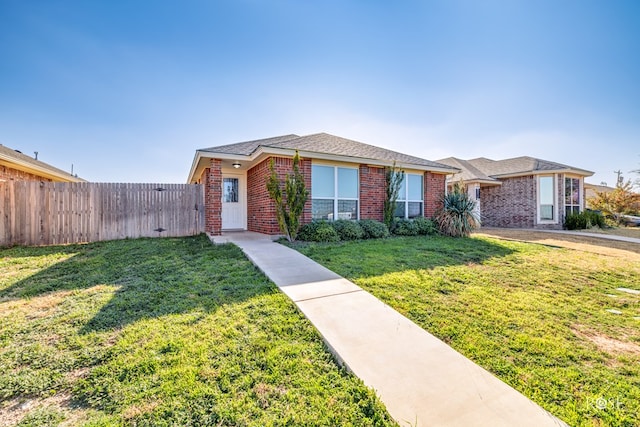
198 132 458 171
435 157 500 184
0 144 85 182
436 156 593 182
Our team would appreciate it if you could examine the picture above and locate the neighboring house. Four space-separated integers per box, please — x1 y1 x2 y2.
585 182 640 213
584 183 615 210
187 133 458 236
436 156 594 229
0 144 84 182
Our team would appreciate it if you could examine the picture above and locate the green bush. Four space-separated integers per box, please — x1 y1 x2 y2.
298 221 340 242
331 220 365 241
392 219 419 236
358 220 390 239
564 210 606 230
413 217 438 235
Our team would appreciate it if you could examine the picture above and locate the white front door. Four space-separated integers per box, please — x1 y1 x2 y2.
222 174 246 230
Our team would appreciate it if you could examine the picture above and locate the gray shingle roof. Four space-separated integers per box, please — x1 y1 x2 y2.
436 155 593 181
436 157 499 183
0 144 83 181
199 134 300 156
200 133 457 170
467 156 592 177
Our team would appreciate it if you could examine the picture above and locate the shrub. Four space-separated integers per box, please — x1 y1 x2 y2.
392 219 419 236
358 219 390 239
265 151 309 242
331 220 365 240
298 221 340 242
413 217 438 235
435 183 480 237
564 210 606 230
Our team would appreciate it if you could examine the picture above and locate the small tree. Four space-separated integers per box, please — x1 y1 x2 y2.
383 163 404 228
436 182 480 237
588 179 640 224
266 152 309 242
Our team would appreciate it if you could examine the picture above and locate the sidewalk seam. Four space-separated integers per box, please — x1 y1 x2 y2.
292 289 364 303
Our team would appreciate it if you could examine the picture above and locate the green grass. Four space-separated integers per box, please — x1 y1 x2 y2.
292 236 640 427
0 235 395 426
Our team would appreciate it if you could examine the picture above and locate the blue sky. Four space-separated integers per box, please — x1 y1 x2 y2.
1 1 638 185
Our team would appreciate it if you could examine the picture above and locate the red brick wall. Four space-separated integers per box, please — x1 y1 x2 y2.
203 159 222 235
424 172 445 218
247 156 312 235
359 165 385 221
0 164 54 182
480 175 537 228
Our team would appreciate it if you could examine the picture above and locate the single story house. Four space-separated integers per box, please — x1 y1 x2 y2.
436 156 594 229
187 133 458 236
0 144 84 182
584 182 614 210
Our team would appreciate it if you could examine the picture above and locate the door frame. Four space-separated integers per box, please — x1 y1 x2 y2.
221 171 247 230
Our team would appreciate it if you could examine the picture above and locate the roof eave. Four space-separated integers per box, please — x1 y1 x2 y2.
262 146 459 173
491 168 594 179
445 176 501 185
0 156 86 182
187 150 254 183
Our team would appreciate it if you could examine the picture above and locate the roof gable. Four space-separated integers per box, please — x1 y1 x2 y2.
435 157 499 183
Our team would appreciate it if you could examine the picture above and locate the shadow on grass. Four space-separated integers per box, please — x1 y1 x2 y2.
0 235 274 333
290 235 516 279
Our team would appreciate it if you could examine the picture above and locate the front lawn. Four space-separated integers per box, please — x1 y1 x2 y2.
293 236 640 426
0 235 394 426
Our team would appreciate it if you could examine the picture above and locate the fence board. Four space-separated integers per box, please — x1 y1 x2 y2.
0 182 204 246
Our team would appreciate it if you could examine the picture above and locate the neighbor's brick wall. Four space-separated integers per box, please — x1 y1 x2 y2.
359 165 385 221
202 159 222 235
480 175 537 228
424 172 446 218
0 164 54 182
247 156 312 235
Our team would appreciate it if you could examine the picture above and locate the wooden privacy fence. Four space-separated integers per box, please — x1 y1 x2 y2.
0 182 205 246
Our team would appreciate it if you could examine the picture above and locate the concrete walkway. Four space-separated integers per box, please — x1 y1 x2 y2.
535 229 640 244
212 232 566 427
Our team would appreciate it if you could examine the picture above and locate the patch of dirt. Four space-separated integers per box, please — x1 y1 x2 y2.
122 400 160 420
571 327 640 357
474 228 640 259
0 392 90 427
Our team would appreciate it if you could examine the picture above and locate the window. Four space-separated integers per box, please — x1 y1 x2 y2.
565 177 581 217
223 178 238 203
395 173 423 219
312 165 358 220
538 175 555 221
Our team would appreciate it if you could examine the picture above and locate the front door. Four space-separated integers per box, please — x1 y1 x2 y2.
222 175 246 230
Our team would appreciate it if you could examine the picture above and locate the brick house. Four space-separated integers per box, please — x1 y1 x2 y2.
187 133 458 236
436 156 594 229
0 144 84 182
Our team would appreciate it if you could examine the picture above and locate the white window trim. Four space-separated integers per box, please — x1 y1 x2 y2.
563 175 583 215
397 173 424 219
536 174 558 224
312 165 359 220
